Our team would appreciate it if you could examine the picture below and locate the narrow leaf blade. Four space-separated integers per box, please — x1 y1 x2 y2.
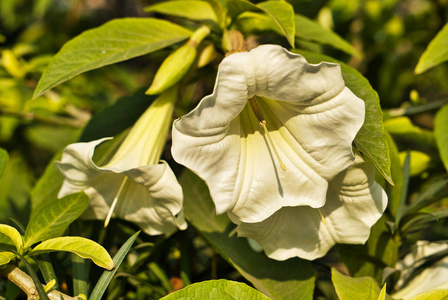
88 231 140 300
29 236 114 270
0 148 8 180
415 23 448 74
434 104 448 172
33 18 192 99
24 192 89 248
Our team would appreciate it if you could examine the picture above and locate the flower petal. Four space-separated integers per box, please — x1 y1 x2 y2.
235 154 387 260
56 139 186 235
172 44 365 223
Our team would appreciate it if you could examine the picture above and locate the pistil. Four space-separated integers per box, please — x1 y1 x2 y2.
104 177 128 227
248 97 286 171
317 208 327 225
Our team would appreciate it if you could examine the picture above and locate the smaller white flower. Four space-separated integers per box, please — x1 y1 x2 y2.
233 154 388 261
56 89 187 235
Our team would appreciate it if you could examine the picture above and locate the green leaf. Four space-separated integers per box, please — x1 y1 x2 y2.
33 18 192 99
0 148 8 180
72 253 89 297
0 251 16 266
24 192 89 248
180 170 315 300
228 0 295 47
295 15 361 57
257 1 295 47
295 50 392 184
160 279 272 300
0 224 23 252
434 104 448 172
145 1 218 24
385 132 403 217
384 117 436 149
409 289 448 300
332 268 382 300
378 284 387 300
89 231 139 300
415 23 448 74
29 236 114 270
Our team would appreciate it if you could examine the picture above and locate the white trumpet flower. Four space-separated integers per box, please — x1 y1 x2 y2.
56 89 187 235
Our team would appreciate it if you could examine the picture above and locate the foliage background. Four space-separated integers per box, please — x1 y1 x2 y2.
1 0 448 299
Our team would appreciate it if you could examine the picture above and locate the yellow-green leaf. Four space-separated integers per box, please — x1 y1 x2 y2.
0 251 16 266
0 224 23 252
415 23 448 74
145 0 218 24
409 289 448 300
29 237 114 270
332 268 381 300
434 104 448 172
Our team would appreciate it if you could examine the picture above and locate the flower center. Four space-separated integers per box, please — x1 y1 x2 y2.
248 97 286 171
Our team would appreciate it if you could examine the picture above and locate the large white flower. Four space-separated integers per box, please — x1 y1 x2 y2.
56 89 187 235
234 154 387 260
172 44 366 224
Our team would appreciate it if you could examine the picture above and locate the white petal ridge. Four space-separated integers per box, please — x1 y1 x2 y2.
56 138 186 235
172 44 365 223
235 155 388 261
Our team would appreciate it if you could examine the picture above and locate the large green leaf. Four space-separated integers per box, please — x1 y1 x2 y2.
228 0 295 47
415 23 448 74
145 1 218 24
0 148 8 180
0 224 23 252
24 192 89 248
295 50 392 184
180 170 315 300
33 18 192 99
295 15 360 57
331 268 382 300
160 279 272 300
434 104 448 172
28 236 114 270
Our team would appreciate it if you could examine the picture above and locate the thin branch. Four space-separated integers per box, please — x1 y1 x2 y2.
0 263 78 300
0 107 86 128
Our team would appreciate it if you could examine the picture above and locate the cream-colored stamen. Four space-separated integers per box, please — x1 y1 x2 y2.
248 97 286 171
317 208 327 225
104 177 128 228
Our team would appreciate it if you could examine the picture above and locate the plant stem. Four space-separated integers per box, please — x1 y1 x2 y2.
0 263 78 300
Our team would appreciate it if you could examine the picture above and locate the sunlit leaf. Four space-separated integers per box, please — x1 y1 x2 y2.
24 192 89 248
415 23 448 74
160 279 272 300
0 148 8 180
145 1 218 24
0 224 23 252
384 117 436 149
228 0 295 47
295 50 392 184
180 170 315 300
33 18 192 99
434 104 448 172
295 15 360 57
409 289 448 300
29 236 114 270
332 268 382 300
398 151 431 177
0 251 16 266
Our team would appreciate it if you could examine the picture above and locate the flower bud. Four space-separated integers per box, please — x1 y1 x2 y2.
146 26 210 95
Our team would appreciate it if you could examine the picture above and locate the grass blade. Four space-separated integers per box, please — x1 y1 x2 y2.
88 231 139 300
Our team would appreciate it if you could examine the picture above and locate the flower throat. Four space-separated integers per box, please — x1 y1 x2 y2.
248 96 286 172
